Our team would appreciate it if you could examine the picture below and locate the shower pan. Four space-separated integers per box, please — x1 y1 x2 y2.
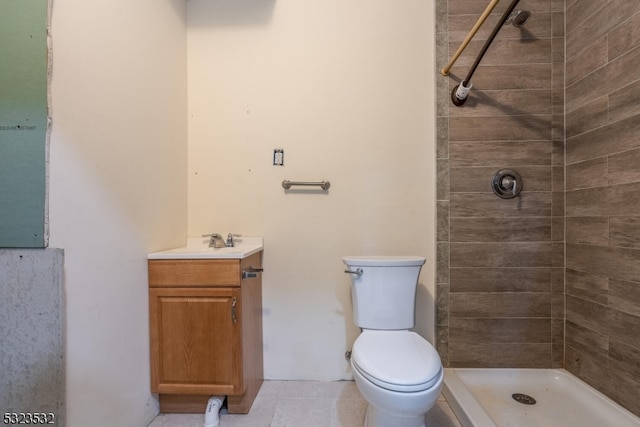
444 369 640 427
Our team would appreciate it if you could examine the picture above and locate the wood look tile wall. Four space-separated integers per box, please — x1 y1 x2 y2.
437 0 640 418
565 3 640 416
436 0 565 370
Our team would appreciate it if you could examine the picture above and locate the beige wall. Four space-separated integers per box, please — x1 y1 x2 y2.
49 0 188 425
47 0 436 423
187 0 437 380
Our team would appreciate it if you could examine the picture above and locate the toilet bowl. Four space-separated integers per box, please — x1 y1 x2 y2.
351 330 443 427
342 256 443 427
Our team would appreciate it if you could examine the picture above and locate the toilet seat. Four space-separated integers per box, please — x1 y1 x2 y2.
352 330 442 393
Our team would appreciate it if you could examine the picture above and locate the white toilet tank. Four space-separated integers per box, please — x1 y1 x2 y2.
343 256 426 330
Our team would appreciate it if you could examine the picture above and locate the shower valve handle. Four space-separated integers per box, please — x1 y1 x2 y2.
491 169 523 199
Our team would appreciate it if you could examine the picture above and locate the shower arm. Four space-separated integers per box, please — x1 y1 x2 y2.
451 0 521 106
441 0 501 76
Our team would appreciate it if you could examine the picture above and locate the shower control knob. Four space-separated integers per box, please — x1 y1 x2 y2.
491 169 523 199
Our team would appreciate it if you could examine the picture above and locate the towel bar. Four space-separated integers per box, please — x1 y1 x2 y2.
281 180 330 190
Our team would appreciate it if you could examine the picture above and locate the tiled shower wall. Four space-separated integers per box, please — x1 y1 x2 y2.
436 0 640 417
564 0 640 417
435 0 566 369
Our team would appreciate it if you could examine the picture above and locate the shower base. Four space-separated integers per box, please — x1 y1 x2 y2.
443 368 640 427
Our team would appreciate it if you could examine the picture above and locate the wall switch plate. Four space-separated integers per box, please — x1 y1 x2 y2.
273 149 284 166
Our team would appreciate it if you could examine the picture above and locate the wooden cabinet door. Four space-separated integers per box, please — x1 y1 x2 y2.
150 287 243 395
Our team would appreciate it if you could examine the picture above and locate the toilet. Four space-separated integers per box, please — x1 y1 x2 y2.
343 256 443 427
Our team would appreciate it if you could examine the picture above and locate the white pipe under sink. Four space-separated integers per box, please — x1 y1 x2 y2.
203 395 225 427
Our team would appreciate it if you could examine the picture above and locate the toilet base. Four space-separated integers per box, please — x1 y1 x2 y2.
352 359 443 427
364 405 426 427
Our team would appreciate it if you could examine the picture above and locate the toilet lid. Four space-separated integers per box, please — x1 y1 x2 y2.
352 330 442 393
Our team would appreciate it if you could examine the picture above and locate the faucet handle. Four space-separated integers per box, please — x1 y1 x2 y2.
226 233 241 247
202 233 222 238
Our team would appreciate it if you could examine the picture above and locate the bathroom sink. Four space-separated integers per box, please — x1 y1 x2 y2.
148 236 263 260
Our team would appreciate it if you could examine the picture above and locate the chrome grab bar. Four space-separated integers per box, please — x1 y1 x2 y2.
282 180 330 190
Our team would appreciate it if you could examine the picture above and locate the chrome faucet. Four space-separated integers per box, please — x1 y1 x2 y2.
202 233 237 248
203 233 226 248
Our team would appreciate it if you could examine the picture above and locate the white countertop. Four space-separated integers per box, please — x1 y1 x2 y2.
148 236 263 260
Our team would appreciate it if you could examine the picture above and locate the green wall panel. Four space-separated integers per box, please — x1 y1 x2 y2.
0 0 48 247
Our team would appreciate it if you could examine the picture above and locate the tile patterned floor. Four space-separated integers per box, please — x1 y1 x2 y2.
148 380 462 427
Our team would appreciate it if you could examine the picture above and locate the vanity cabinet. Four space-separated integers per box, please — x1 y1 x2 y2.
148 251 263 414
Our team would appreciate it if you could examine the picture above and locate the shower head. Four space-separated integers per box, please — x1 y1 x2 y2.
505 9 531 27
